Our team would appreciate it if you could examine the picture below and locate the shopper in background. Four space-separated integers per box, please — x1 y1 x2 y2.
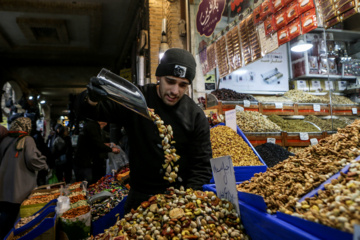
74 120 120 184
0 117 48 239
63 126 74 183
76 48 212 213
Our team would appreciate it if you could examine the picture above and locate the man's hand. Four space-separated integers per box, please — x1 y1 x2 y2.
87 77 108 103
112 147 121 154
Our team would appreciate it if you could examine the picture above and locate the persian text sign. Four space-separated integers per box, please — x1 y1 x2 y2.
196 0 226 37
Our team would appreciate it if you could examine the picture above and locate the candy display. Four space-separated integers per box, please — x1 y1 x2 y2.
91 187 249 240
91 192 125 221
210 125 262 166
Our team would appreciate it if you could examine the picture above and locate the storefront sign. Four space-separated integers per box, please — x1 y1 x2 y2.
196 0 226 37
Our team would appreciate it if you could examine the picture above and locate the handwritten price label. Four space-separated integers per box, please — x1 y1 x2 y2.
300 132 309 141
225 109 237 132
310 138 318 146
313 104 321 112
352 108 358 115
275 102 283 109
210 156 240 215
243 100 250 107
267 138 276 144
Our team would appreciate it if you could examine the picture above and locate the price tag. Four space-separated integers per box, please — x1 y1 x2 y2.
313 104 321 112
46 186 51 190
300 132 309 141
352 108 358 115
275 102 283 109
267 138 276 144
354 224 360 240
310 138 318 146
243 100 250 107
225 109 237 132
235 105 244 112
211 156 240 215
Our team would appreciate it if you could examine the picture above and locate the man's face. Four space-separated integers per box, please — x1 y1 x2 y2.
156 76 190 106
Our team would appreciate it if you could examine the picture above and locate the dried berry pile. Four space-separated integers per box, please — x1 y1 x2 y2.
255 143 295 168
211 89 256 101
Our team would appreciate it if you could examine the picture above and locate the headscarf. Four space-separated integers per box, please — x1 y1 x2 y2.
8 117 32 157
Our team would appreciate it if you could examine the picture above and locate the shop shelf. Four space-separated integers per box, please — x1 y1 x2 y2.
331 104 360 116
244 132 284 147
259 102 295 115
209 123 267 183
283 131 326 147
296 103 330 116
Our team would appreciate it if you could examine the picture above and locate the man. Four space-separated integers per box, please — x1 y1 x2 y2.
76 48 212 212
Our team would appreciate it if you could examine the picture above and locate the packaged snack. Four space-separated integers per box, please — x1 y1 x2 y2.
324 8 338 21
273 0 284 11
337 0 355 15
286 1 300 23
288 18 302 40
337 0 353 7
254 5 262 24
275 9 288 29
328 58 338 74
320 56 329 74
265 15 277 36
298 0 315 14
340 7 359 21
309 56 319 74
320 0 334 10
325 16 341 28
261 0 274 20
277 27 290 45
301 8 318 34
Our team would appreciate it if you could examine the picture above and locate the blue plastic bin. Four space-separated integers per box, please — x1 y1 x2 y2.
91 195 127 236
13 206 57 240
210 123 267 183
239 200 321 240
277 160 358 240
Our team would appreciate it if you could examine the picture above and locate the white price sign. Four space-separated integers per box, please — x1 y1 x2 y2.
310 138 318 146
352 108 358 115
267 138 276 144
353 224 360 240
225 109 237 132
275 102 283 109
210 156 240 215
300 132 309 141
235 105 244 112
313 104 321 112
243 100 250 107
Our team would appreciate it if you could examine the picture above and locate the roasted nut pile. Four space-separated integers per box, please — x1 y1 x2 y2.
62 205 90 219
210 125 262 166
211 89 256 101
283 159 360 233
237 120 360 213
236 111 282 132
287 146 307 155
325 93 356 105
92 187 249 240
254 96 293 103
149 108 181 183
304 115 348 131
22 194 58 206
91 191 127 222
284 90 328 103
15 213 40 229
268 114 321 132
70 194 87 204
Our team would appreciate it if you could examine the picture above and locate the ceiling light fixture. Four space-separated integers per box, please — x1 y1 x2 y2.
291 39 313 52
40 100 46 104
28 96 33 100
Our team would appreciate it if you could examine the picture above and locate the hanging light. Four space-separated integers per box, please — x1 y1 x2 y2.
40 100 46 104
291 39 313 52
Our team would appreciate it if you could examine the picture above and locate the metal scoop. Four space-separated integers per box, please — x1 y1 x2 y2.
97 68 152 121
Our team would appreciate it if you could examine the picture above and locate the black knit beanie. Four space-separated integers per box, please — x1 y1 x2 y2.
155 48 196 83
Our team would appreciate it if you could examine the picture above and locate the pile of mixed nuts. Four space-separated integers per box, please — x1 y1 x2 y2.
92 187 249 240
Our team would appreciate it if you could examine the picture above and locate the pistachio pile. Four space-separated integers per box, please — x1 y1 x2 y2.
92 187 249 240
236 111 282 132
210 125 262 166
267 114 321 132
284 90 328 103
284 159 360 233
324 93 356 105
148 108 181 183
237 120 360 213
254 96 293 103
304 115 348 131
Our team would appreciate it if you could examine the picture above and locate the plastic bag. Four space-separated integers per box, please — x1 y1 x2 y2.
106 146 129 174
60 208 91 240
47 169 58 184
56 196 70 216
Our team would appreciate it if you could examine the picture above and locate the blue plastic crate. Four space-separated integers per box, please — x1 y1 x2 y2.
210 123 267 183
276 159 359 240
239 200 321 240
91 195 127 236
13 206 57 240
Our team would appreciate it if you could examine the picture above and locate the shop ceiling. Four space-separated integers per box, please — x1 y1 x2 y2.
0 0 144 118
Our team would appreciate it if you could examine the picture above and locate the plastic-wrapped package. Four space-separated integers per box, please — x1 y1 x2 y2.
288 18 302 40
278 26 290 45
298 0 315 14
273 0 284 12
275 8 288 29
301 8 318 34
309 55 319 74
286 1 300 23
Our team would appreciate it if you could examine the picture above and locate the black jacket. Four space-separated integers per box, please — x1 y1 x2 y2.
77 84 212 194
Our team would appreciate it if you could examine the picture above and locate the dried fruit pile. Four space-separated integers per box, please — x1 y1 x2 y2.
92 187 249 240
